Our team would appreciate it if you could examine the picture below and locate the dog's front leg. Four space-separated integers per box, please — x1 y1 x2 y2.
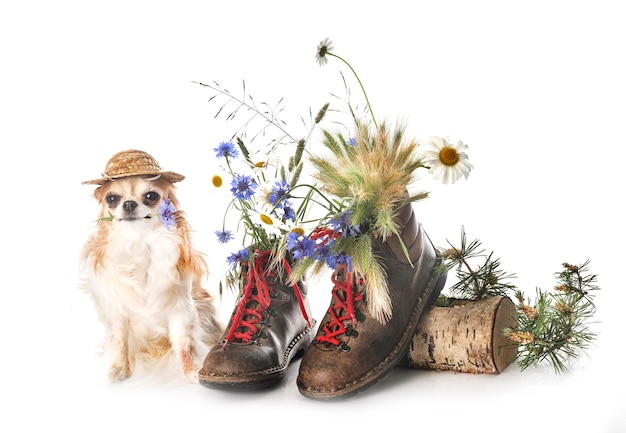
168 310 200 381
106 315 131 382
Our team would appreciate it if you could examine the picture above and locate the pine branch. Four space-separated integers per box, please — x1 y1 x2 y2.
507 260 599 373
438 226 516 301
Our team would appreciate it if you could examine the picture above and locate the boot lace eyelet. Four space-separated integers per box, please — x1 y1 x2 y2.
337 341 351 352
315 265 365 349
344 325 359 337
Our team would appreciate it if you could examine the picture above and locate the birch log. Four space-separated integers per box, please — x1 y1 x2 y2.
400 296 518 374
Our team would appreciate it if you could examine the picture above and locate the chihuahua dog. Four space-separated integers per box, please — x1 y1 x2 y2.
81 149 222 382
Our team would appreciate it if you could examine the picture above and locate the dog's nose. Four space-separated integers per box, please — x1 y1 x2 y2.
122 200 138 213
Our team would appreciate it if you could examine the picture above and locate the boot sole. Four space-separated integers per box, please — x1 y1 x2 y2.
298 261 446 400
199 320 316 391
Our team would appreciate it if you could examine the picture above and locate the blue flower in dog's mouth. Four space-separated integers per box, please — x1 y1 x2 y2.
159 199 177 230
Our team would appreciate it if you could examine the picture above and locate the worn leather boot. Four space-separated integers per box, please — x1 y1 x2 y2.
199 250 315 390
297 204 447 399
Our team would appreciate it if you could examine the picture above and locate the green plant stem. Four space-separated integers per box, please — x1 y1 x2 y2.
290 183 341 213
328 52 378 130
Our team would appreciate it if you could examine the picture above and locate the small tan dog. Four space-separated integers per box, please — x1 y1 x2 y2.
81 149 222 382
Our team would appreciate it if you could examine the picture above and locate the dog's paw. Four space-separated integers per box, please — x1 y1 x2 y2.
108 364 131 382
183 364 200 384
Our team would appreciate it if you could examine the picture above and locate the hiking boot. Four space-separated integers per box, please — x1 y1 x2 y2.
297 204 446 399
199 250 315 390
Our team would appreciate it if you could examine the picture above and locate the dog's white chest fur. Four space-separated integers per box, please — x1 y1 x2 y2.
88 224 185 317
108 224 180 302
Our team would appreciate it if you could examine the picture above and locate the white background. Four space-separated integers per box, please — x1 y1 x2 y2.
1 1 624 432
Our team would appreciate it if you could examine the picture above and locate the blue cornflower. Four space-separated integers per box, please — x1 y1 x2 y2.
159 198 177 230
286 231 316 259
226 248 249 269
215 229 234 244
326 253 353 272
286 231 301 250
313 237 334 261
329 210 360 237
230 174 257 200
214 141 239 159
281 203 296 222
348 137 357 146
269 180 291 206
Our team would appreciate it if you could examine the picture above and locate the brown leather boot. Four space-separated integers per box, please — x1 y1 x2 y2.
199 250 315 390
297 204 446 399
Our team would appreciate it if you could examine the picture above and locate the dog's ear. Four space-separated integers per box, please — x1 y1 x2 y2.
154 178 181 207
93 185 105 202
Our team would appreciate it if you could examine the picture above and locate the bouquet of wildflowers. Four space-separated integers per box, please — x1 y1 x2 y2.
196 39 473 319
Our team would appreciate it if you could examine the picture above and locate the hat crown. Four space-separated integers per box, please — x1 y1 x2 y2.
104 149 162 177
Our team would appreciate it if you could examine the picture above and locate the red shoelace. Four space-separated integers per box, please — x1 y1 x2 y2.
315 265 365 349
223 250 310 347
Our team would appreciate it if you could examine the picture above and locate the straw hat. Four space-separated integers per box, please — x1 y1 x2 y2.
82 149 185 185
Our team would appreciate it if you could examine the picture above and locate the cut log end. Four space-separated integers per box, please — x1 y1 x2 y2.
401 296 518 374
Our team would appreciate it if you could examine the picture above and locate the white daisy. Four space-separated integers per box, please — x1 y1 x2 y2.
315 38 334 66
421 137 473 184
255 179 277 212
209 165 233 200
253 209 290 238
247 149 282 172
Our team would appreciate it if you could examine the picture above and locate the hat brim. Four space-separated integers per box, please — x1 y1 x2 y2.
82 171 185 185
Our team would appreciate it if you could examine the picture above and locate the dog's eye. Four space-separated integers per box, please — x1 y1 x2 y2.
105 194 121 207
144 191 161 205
